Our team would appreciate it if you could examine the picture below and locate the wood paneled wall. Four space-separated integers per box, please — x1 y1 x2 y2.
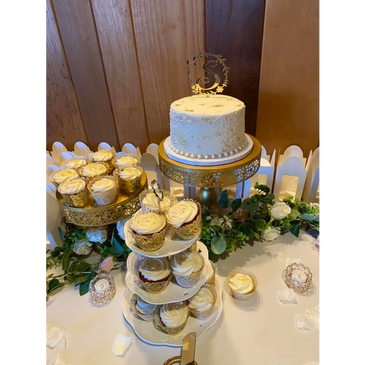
47 0 319 156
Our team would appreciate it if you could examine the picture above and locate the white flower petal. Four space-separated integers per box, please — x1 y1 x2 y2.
54 357 65 365
46 347 58 365
46 327 65 348
295 313 316 331
112 334 132 357
285 257 301 265
306 306 320 329
277 288 297 304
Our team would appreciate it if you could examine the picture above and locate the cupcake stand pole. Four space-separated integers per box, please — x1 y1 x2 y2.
158 134 262 208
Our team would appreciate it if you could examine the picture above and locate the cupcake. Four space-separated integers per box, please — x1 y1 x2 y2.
130 212 167 252
206 261 216 286
112 154 139 170
50 168 79 187
153 302 189 336
57 178 89 207
113 166 143 193
87 175 118 205
130 294 157 321
171 250 205 288
166 200 201 239
139 189 177 214
60 158 87 170
90 150 114 173
79 162 108 182
138 257 171 294
188 284 217 320
227 268 257 301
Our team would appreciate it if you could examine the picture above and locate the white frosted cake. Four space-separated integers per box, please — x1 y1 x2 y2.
165 94 252 166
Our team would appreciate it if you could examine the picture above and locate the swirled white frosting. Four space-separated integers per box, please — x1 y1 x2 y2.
188 287 214 312
160 302 189 328
115 156 138 169
58 178 86 194
228 273 254 294
52 169 79 184
139 258 170 281
171 251 203 276
166 201 198 227
136 297 157 314
117 167 142 181
62 159 87 169
92 150 113 162
91 178 116 192
81 163 107 177
142 193 171 212
130 213 166 235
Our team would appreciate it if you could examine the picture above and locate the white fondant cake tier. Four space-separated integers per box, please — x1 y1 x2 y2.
164 134 253 166
169 94 247 159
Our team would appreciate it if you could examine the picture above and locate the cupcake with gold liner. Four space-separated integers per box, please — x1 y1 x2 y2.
153 301 189 336
138 257 172 294
139 188 178 214
60 158 87 171
171 250 205 288
87 175 118 205
166 200 202 239
188 284 217 320
206 261 216 286
113 166 143 194
130 212 167 252
130 294 158 321
112 154 139 170
78 162 108 182
90 150 114 173
227 268 258 301
57 178 89 207
50 168 79 187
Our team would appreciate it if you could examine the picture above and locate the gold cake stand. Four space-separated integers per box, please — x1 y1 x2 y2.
56 172 148 227
158 135 261 207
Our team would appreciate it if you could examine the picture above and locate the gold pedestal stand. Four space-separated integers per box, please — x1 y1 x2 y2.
158 135 262 208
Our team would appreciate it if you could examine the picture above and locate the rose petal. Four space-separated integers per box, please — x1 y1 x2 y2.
47 327 65 348
100 256 114 273
295 313 316 331
46 347 58 365
277 288 297 304
112 334 132 356
306 306 320 329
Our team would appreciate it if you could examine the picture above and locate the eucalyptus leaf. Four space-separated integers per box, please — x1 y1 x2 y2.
79 271 96 296
219 190 228 208
211 235 227 255
290 224 300 237
242 199 259 213
62 249 72 271
68 260 91 273
231 199 241 213
73 274 91 284
47 282 65 295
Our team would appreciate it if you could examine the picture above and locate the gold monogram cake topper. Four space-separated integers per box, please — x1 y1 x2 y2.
187 52 229 95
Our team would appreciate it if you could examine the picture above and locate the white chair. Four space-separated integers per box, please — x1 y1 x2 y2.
303 147 319 203
74 141 91 157
122 143 141 161
51 142 68 164
140 153 163 189
46 188 63 248
146 143 159 165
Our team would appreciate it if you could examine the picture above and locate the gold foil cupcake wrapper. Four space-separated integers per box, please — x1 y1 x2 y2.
87 175 118 206
57 178 89 208
130 294 156 321
172 253 205 288
131 225 167 252
153 307 189 336
113 166 143 194
226 268 258 301
205 261 216 286
139 188 178 214
189 284 217 320
90 151 115 173
78 162 109 182
112 154 139 169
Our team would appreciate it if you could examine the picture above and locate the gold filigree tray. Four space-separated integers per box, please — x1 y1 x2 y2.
158 135 261 188
56 172 148 227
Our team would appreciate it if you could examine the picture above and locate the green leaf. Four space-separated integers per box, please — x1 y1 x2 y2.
73 274 91 284
219 190 228 208
264 193 275 202
47 282 65 295
255 219 267 231
79 271 96 296
242 199 259 213
68 260 91 273
62 249 72 271
288 209 300 221
231 199 242 213
48 278 60 290
290 224 300 237
254 183 270 194
211 235 227 255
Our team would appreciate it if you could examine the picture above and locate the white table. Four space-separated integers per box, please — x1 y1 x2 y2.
47 231 319 365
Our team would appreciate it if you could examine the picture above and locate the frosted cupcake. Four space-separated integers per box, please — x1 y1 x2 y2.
130 294 157 321
90 150 114 173
130 212 167 251
57 178 89 207
153 302 189 336
87 176 118 205
113 166 143 193
78 162 108 182
166 200 201 239
171 250 205 288
139 189 177 214
60 158 87 171
138 257 171 294
188 284 217 320
112 154 139 170
227 268 257 301
50 168 79 187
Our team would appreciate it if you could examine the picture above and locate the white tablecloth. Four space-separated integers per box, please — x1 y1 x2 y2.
46 231 319 365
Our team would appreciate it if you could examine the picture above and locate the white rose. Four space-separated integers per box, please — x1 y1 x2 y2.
73 238 93 255
86 227 108 243
261 227 281 242
116 218 130 240
270 202 291 220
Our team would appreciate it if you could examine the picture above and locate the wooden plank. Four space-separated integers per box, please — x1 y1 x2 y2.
130 0 205 143
91 0 149 152
255 0 319 156
51 0 119 151
205 0 266 136
46 0 87 151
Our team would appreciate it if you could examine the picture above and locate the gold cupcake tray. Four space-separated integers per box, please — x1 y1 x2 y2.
56 172 148 227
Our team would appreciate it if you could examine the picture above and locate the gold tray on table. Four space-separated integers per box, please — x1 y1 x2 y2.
56 172 148 227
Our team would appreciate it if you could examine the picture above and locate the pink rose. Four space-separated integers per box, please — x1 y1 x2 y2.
100 257 114 273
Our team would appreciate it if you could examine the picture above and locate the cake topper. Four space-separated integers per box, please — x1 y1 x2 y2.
187 52 229 95
151 179 164 202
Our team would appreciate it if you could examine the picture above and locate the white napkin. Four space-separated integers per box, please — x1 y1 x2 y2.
277 288 297 304
112 334 132 357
